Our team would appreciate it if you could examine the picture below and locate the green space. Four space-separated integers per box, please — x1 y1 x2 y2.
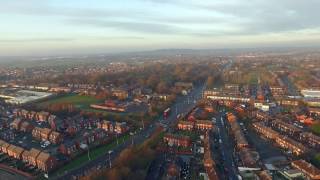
52 134 130 177
38 94 102 108
311 123 320 136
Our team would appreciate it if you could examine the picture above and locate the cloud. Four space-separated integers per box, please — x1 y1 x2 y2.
0 38 75 43
67 19 181 34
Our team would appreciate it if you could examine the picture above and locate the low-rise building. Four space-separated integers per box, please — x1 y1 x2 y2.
195 120 213 131
36 152 57 172
271 119 302 136
48 131 63 144
10 118 23 130
291 160 320 180
177 121 194 131
253 122 280 140
275 136 307 156
114 122 128 134
163 134 191 147
20 121 34 133
299 132 320 149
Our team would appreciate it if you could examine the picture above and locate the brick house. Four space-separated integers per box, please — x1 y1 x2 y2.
299 132 320 149
12 146 25 160
58 141 78 156
36 111 50 122
291 160 320 180
20 121 34 133
36 152 57 172
275 136 307 156
32 127 53 141
195 120 213 131
115 122 128 134
271 119 302 136
10 119 23 130
253 122 280 140
163 134 191 147
27 148 41 167
0 142 10 153
48 131 63 144
177 121 194 131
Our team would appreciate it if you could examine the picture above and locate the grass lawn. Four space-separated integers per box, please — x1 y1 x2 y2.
37 94 103 109
53 134 130 177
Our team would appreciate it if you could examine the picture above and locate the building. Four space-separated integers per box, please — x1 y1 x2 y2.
27 148 41 167
177 121 194 131
175 82 193 89
275 136 307 156
111 89 129 99
36 152 57 172
301 89 320 98
0 141 10 153
48 131 63 144
5 90 52 105
10 119 23 130
253 122 280 140
291 160 320 180
98 120 112 132
195 120 213 131
203 90 250 102
299 132 320 149
32 127 53 141
271 119 302 136
36 111 50 122
20 121 34 133
114 122 128 134
163 134 191 147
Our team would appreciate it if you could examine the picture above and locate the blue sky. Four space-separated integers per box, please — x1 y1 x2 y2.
1 0 320 56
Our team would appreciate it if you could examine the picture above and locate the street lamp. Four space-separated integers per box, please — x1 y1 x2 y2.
108 150 113 168
129 132 134 146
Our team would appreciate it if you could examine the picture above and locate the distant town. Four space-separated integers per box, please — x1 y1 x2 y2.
0 49 319 180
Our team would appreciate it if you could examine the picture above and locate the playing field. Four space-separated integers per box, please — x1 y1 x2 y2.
37 94 103 109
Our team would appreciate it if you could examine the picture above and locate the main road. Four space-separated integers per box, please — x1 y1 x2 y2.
52 83 206 180
53 60 232 180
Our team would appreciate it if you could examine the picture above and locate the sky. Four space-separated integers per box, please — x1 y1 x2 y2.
1 0 320 56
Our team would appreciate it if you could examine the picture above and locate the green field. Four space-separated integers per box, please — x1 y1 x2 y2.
52 134 130 177
38 94 103 109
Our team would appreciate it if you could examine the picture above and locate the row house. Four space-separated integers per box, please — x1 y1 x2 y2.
195 120 213 131
177 121 194 131
111 89 129 99
299 132 320 149
254 111 272 122
10 118 23 130
114 122 128 134
271 119 302 136
36 152 57 172
253 122 280 140
20 121 34 133
291 160 320 180
27 111 37 119
7 145 25 159
32 127 49 141
32 127 62 144
22 148 41 167
0 141 10 154
239 148 257 168
36 111 50 122
48 131 63 144
227 112 237 122
98 120 128 134
163 134 191 147
275 136 307 156
48 115 58 130
58 141 78 157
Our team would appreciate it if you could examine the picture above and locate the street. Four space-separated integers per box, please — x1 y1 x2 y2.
215 111 238 180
